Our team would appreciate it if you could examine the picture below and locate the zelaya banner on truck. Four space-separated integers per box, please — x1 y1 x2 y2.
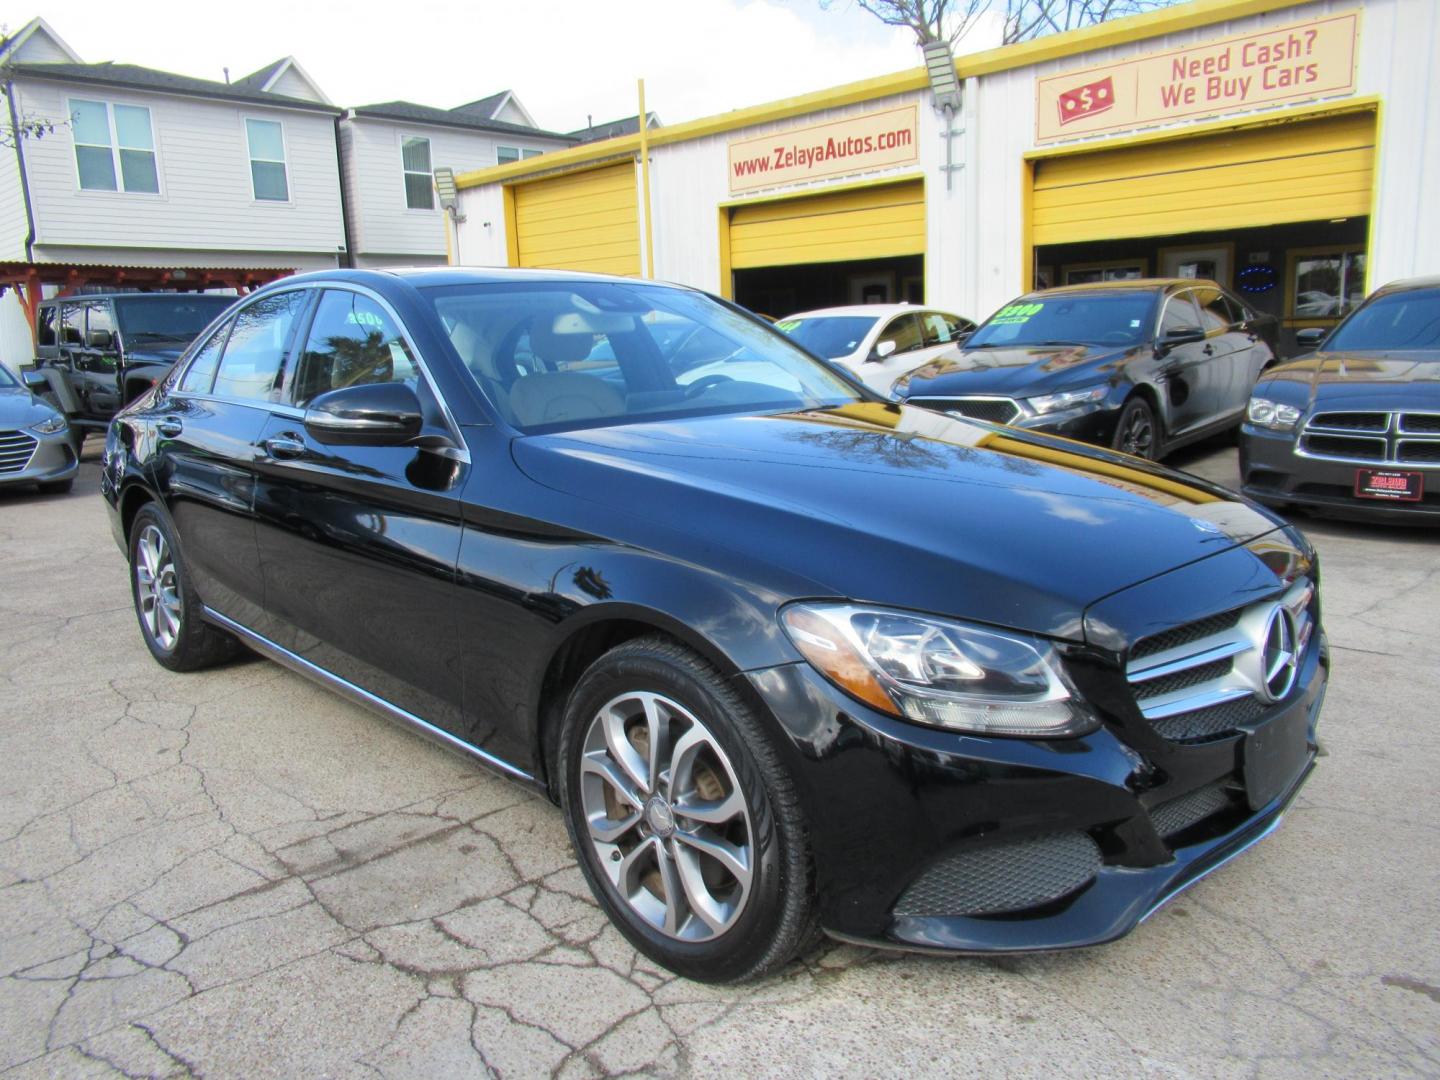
728 106 919 194
1035 10 1360 144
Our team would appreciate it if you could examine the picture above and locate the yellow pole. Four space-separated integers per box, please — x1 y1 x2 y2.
638 78 655 279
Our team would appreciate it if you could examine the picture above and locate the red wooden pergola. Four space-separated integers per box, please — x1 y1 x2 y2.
0 262 295 347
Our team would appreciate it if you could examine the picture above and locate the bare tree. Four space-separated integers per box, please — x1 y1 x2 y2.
827 0 1176 48
1 27 63 149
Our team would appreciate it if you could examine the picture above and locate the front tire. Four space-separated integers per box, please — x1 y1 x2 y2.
128 504 241 671
558 637 815 983
1112 396 1162 460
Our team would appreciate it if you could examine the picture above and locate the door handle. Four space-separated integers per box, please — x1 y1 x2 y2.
263 435 307 460
1202 344 1215 356
156 416 183 437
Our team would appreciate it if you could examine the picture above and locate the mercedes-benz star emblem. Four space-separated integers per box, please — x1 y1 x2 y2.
1260 606 1299 702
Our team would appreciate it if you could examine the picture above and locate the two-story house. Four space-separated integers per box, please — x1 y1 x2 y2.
0 18 352 364
337 96 575 267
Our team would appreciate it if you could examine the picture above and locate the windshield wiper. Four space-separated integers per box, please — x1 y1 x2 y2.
1027 339 1091 347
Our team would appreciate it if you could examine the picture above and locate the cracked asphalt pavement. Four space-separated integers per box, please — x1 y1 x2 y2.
2 440 1437 1078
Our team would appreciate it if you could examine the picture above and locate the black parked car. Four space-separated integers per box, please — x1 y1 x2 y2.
103 268 1327 983
894 280 1277 460
32 293 236 434
1241 275 1440 522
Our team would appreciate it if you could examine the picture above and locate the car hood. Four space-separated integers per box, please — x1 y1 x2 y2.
511 403 1281 642
1260 351 1440 410
894 343 1134 398
0 385 63 427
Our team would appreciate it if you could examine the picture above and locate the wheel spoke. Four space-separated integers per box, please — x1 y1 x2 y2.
580 750 644 810
652 839 686 936
587 808 641 844
667 724 709 798
638 693 669 792
673 826 751 889
600 703 651 795
671 839 730 934
673 788 745 826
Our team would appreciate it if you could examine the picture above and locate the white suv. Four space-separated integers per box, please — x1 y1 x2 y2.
774 304 976 396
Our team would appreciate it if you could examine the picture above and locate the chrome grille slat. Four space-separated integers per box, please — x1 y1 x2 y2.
1399 412 1440 435
1299 411 1440 465
0 430 38 473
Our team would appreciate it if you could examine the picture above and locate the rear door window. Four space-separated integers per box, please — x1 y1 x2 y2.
59 303 84 347
1194 287 1235 332
877 313 924 355
209 291 308 402
178 326 229 394
37 306 56 347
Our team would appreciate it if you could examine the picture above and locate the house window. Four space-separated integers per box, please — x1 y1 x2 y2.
245 119 289 201
497 146 519 164
523 149 542 159
70 99 159 193
1290 246 1367 321
401 136 434 210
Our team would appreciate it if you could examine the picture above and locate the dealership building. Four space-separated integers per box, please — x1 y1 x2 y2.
454 0 1437 351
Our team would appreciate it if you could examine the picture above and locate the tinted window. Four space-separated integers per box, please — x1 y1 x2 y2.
37 306 56 347
178 327 229 394
774 316 877 360
427 281 858 432
114 296 233 342
920 312 968 346
86 301 115 339
1194 288 1234 333
878 314 924 354
292 291 419 407
60 304 84 346
210 291 306 402
1160 291 1200 334
968 292 1157 348
1325 287 1440 351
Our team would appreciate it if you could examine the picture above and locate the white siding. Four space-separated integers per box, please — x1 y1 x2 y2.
0 136 27 261
15 77 344 258
341 116 567 260
1 294 36 377
268 66 326 104
11 32 74 64
493 100 531 127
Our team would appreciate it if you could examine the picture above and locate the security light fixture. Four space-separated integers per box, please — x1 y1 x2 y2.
923 40 962 114
433 167 458 211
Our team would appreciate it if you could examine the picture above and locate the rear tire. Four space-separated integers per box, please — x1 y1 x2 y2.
1112 396 1162 460
558 636 816 983
128 504 242 671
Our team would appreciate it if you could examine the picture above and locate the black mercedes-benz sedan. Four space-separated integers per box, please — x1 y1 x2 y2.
893 280 1276 460
102 268 1327 983
1241 276 1440 523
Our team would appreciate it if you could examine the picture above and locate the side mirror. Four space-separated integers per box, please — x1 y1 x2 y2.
22 369 48 390
868 339 898 363
304 382 424 447
1294 327 1327 350
1158 325 1206 351
87 329 114 349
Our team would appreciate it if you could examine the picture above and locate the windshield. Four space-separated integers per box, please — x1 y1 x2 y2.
966 293 1158 348
115 296 234 342
1325 287 1440 351
424 282 863 433
773 316 878 360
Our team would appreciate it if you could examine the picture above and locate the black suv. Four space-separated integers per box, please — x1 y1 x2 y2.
31 293 236 434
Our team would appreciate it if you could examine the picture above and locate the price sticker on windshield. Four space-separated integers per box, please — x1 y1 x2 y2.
775 320 801 333
991 303 1044 325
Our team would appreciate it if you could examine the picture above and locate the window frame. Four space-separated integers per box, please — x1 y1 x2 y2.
496 145 520 165
244 116 292 204
68 97 161 195
172 286 313 405
1157 289 1203 337
399 133 436 212
1286 243 1367 328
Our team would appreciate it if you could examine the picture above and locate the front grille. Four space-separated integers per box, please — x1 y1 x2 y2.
893 832 1101 918
1398 441 1440 464
1301 433 1386 461
910 397 1020 425
1300 411 1440 465
1126 578 1314 742
1309 411 1387 431
1150 782 1233 839
0 430 38 474
1399 413 1440 434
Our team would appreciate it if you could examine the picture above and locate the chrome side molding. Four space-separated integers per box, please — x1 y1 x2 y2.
202 606 536 785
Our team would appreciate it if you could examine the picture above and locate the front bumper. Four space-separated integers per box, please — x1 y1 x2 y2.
0 426 79 489
744 624 1326 953
1241 424 1440 522
1011 401 1119 445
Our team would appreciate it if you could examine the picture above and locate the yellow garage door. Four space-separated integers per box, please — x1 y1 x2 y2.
512 163 640 276
730 181 924 270
1032 111 1375 246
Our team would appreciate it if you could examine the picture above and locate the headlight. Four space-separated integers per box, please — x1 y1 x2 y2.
1027 385 1108 415
1247 397 1302 430
780 604 1097 737
29 415 68 435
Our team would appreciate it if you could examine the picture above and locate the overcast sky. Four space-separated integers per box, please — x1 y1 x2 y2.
3 0 943 133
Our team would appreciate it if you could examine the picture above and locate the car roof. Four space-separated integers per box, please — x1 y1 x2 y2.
1372 275 1440 296
782 304 952 319
40 292 236 304
275 265 701 292
1019 278 1217 301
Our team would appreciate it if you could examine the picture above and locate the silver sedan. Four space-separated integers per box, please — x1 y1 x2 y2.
0 367 79 494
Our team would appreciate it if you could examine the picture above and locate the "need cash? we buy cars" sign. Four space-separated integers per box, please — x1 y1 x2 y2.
1034 10 1360 144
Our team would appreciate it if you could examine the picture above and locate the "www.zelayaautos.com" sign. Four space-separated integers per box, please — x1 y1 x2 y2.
1035 10 1360 145
728 106 919 194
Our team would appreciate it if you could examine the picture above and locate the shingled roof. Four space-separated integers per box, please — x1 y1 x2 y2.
348 100 575 141
10 60 340 113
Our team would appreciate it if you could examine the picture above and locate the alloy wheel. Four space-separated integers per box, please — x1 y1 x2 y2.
578 691 754 941
135 524 181 650
1118 408 1155 457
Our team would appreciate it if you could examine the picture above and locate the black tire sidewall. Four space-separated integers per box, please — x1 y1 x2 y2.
1114 397 1161 459
558 642 794 983
127 504 203 669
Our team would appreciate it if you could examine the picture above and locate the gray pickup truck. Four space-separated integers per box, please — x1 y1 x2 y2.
30 293 236 435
